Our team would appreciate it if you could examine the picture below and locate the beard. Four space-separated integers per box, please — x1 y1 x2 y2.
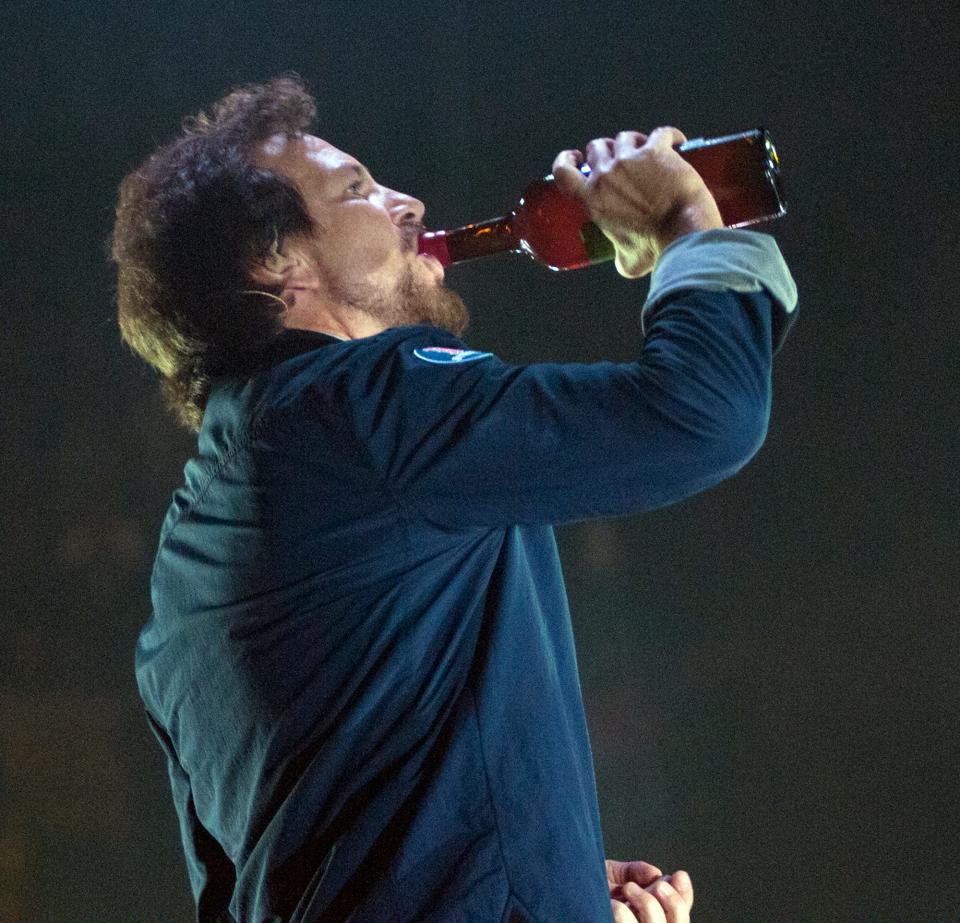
329 259 470 338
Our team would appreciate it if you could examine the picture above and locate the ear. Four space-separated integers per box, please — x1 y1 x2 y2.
248 236 318 290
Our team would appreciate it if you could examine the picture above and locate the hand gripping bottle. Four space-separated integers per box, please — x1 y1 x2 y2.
418 128 786 271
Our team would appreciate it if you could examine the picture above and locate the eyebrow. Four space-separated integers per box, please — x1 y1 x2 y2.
334 164 371 182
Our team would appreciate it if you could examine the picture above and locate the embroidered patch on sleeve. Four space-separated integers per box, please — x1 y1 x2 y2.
413 347 493 365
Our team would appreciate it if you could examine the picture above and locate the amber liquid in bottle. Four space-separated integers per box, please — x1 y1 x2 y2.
418 128 786 271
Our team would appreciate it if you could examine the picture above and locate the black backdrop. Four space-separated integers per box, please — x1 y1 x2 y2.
2 1 958 920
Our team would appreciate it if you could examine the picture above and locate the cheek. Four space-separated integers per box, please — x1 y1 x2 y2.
324 211 401 277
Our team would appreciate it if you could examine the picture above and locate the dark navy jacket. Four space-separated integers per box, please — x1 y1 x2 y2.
136 229 798 922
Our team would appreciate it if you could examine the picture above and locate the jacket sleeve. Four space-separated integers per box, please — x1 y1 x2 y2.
145 712 237 923
340 228 798 529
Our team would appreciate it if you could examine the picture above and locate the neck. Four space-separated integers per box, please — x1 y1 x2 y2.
280 291 387 341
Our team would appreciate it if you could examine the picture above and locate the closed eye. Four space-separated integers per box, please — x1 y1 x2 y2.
348 179 365 196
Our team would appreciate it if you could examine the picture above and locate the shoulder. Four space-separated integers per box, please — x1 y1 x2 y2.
201 325 500 441
277 325 499 407
352 324 494 368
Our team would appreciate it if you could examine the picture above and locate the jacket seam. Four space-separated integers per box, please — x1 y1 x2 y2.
502 893 540 923
296 357 421 527
157 427 259 547
466 685 533 922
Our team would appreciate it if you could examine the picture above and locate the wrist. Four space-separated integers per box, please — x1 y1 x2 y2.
655 199 724 251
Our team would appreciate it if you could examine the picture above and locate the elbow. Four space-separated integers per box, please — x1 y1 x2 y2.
714 391 771 475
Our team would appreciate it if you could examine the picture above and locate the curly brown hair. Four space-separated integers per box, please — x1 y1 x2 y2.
110 74 318 431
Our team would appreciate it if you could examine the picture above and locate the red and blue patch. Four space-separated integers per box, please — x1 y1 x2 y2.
413 346 493 365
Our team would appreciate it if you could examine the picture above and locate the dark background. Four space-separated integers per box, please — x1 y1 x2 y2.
2 1 957 920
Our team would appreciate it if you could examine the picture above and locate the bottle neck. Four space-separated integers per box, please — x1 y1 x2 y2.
418 215 518 267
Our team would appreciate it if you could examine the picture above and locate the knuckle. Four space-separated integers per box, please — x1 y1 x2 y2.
626 882 655 905
658 888 681 907
587 137 614 153
637 890 660 909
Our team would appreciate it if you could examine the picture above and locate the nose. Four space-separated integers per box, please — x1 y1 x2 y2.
388 189 425 227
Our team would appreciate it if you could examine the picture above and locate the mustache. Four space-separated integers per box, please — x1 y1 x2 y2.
400 222 425 252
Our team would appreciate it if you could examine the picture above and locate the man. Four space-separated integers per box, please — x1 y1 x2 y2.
112 76 797 922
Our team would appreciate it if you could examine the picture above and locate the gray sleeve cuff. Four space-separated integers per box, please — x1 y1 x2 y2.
640 229 799 337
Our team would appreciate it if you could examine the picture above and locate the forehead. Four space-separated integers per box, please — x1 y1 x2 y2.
254 133 362 183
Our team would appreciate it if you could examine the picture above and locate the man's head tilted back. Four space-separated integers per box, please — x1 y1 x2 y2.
110 75 467 432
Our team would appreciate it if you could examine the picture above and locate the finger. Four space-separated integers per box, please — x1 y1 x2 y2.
646 878 689 923
622 883 667 923
645 125 688 152
552 148 587 198
585 136 616 172
670 870 694 912
606 859 663 888
614 130 649 157
612 899 640 923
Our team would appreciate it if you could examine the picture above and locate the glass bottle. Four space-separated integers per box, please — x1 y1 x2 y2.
418 128 786 271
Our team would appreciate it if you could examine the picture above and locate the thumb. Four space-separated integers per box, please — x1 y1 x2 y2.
613 236 659 280
551 148 587 198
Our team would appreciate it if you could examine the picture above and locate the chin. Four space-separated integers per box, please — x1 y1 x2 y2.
350 261 469 337
389 266 470 337
412 287 470 338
